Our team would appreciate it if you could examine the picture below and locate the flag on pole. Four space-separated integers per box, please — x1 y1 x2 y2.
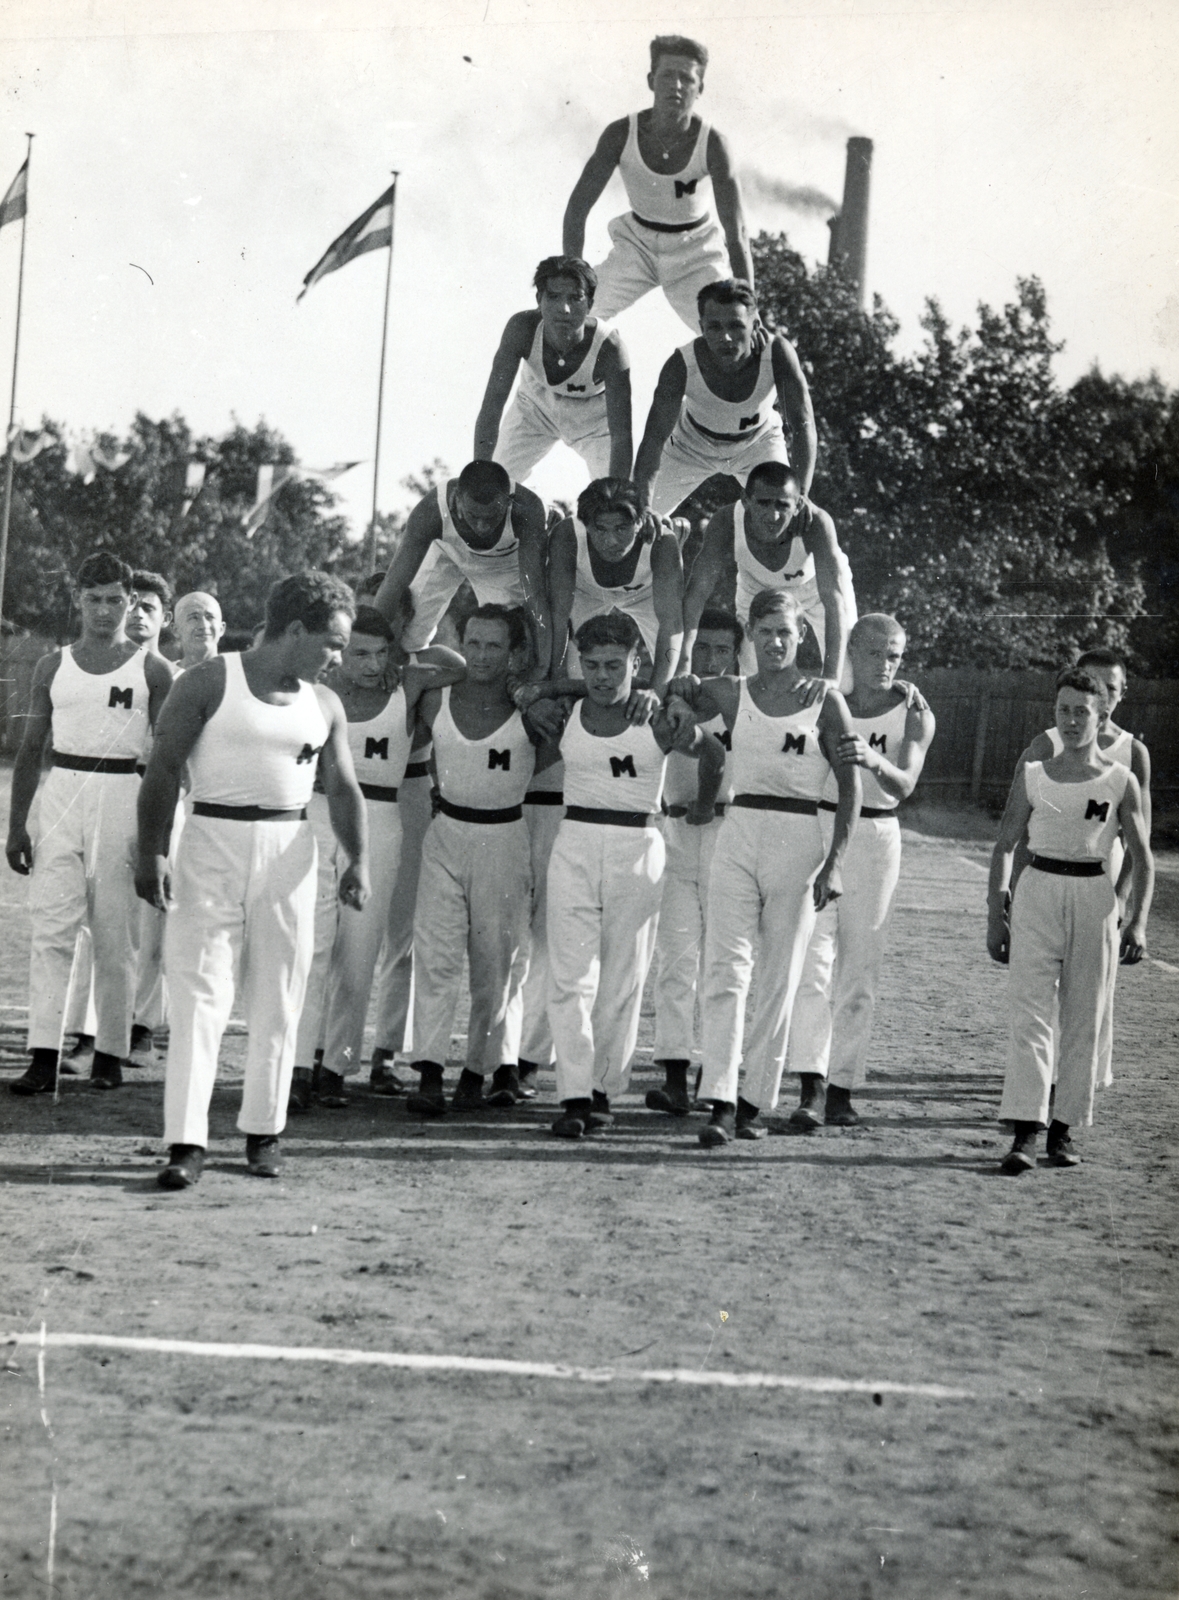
297 460 363 483
182 459 206 517
6 424 52 463
298 182 396 302
0 160 27 231
243 464 291 537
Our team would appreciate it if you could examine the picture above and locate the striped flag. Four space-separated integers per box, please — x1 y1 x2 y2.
6 425 52 463
0 159 27 232
243 464 291 537
298 181 396 302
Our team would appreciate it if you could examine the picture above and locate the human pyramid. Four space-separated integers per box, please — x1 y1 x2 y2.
5 37 1155 1187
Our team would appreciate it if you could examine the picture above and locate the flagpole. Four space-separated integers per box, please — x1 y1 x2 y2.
0 132 33 633
366 170 398 574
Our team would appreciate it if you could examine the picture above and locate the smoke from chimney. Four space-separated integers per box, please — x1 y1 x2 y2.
738 167 838 217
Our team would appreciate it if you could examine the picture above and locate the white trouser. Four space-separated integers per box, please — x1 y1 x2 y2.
698 807 824 1111
64 926 97 1037
736 555 858 691
293 796 348 1067
547 818 665 1103
495 389 613 485
592 211 729 333
518 764 565 1065
27 767 140 1058
788 814 902 1089
650 421 789 518
320 797 403 1077
134 901 167 1032
410 813 531 1072
371 771 433 1056
998 866 1117 1130
402 548 523 653
162 812 317 1148
652 814 723 1061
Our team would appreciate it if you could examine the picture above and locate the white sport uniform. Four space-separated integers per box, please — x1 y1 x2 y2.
568 519 660 656
518 757 565 1069
592 114 728 333
788 696 908 1090
698 683 831 1111
162 653 327 1149
410 689 534 1071
547 710 667 1103
370 742 433 1058
731 501 857 675
402 482 525 652
296 687 415 1077
27 646 149 1059
495 316 616 484
652 714 732 1062
998 760 1129 1130
650 340 788 516
1043 724 1135 1091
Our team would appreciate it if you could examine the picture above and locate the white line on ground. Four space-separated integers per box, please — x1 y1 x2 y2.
1150 958 1179 977
4 1331 974 1400
956 856 989 874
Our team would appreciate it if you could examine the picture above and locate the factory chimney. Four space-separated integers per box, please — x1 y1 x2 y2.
826 137 873 303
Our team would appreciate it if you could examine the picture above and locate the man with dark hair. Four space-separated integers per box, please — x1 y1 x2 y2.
373 462 552 673
633 282 816 515
403 603 543 1115
136 570 368 1187
563 36 750 331
7 552 173 1095
681 460 855 685
474 257 633 485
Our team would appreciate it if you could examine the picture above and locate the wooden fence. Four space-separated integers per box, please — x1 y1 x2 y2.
0 638 1175 797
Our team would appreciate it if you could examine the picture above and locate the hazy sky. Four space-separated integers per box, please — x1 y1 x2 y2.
1 0 1175 539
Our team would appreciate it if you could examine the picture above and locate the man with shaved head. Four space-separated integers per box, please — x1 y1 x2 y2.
173 592 226 670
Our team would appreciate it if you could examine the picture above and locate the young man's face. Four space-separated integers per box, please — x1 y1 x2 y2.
341 631 388 689
579 642 639 705
587 507 643 563
1055 687 1103 750
175 595 225 659
699 298 755 366
742 476 803 540
126 591 169 648
455 489 511 538
749 609 801 671
289 611 352 683
848 628 905 692
647 53 704 116
461 617 513 682
1082 663 1125 722
538 275 591 341
76 582 131 639
692 627 738 678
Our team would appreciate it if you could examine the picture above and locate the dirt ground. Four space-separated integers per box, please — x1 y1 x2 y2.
1 768 1177 1599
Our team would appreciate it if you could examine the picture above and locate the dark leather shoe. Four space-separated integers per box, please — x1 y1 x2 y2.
9 1058 58 1096
245 1135 281 1178
288 1067 315 1112
316 1067 349 1108
159 1144 205 1189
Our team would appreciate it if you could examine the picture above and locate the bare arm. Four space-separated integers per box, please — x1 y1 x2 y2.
473 312 533 460
648 532 685 697
401 646 467 722
597 334 634 480
665 672 739 728
1116 774 1154 961
5 654 58 874
840 701 936 802
135 661 226 906
678 508 735 672
987 769 1034 964
685 729 726 823
707 129 753 286
772 335 817 495
562 119 628 257
514 485 553 680
145 652 175 730
372 493 443 643
545 518 578 683
315 686 369 911
802 504 854 683
816 690 862 910
1114 739 1153 905
633 351 688 509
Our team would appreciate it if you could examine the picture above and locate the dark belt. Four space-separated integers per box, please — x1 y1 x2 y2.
663 801 726 819
136 763 147 777
403 760 430 780
359 782 399 802
192 802 308 822
633 211 709 234
687 411 763 445
565 805 656 828
1029 854 1105 878
437 796 523 825
730 794 818 816
524 790 565 805
818 800 898 819
52 751 138 775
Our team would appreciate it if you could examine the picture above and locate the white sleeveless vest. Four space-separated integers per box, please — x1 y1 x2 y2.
348 686 414 790
432 686 534 809
681 337 779 444
663 711 733 808
188 652 328 809
561 708 666 813
729 678 829 802
51 645 150 761
818 694 909 808
519 317 609 405
1045 724 1133 768
618 113 712 224
1024 760 1129 862
569 519 659 653
733 502 813 616
436 481 519 586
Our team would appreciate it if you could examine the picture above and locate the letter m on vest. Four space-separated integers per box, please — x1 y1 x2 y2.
869 733 887 752
610 753 637 778
108 686 133 710
1085 799 1110 821
488 749 511 770
674 179 698 198
365 736 388 761
296 743 321 765
782 733 805 756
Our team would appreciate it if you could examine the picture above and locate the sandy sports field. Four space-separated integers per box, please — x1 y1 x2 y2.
1 774 1177 1600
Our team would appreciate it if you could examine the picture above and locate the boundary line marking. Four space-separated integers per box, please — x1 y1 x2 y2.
4 1331 974 1400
